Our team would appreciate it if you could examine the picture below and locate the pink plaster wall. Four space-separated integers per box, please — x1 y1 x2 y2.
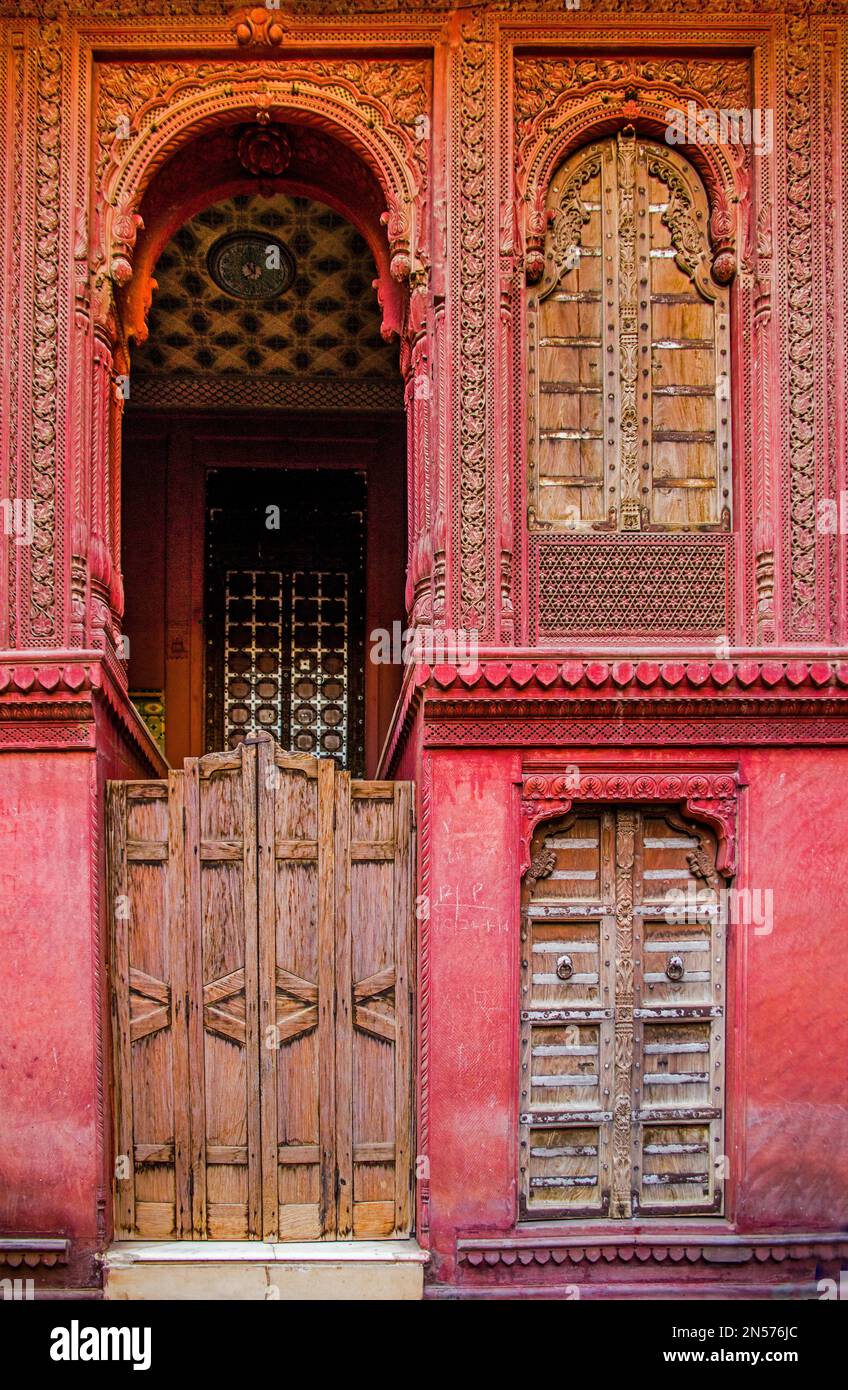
0 752 99 1242
420 744 848 1287
735 747 848 1230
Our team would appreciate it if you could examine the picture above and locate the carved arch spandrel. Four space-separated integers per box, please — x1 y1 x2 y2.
519 770 739 880
515 63 751 291
92 60 431 341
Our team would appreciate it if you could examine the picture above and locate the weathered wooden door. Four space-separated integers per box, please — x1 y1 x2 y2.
520 806 726 1220
108 737 414 1241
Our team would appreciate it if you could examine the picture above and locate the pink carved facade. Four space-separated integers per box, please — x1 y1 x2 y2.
0 0 847 1298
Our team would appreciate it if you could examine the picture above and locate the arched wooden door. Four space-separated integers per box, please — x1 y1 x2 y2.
107 736 414 1241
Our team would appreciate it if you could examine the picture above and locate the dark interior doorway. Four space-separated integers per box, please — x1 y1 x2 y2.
205 467 367 774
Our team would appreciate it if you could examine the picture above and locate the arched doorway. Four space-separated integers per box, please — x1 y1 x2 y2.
120 187 406 776
100 107 424 1251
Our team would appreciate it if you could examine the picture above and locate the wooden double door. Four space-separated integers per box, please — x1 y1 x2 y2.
108 737 414 1241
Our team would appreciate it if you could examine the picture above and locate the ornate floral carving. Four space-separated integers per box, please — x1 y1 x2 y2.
617 129 640 531
516 57 752 166
515 56 746 294
611 808 635 1218
526 845 556 890
458 19 489 627
110 198 144 285
783 14 818 634
236 122 292 176
519 769 739 879
97 58 427 173
29 22 63 641
538 152 601 287
95 58 427 309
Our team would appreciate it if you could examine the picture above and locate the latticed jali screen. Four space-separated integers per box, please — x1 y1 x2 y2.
206 468 365 773
530 534 733 641
223 568 350 762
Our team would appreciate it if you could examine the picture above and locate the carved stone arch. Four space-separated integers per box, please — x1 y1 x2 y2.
520 101 746 290
519 770 739 880
93 68 427 347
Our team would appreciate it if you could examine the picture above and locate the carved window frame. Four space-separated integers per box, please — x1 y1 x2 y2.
527 129 733 536
518 768 738 1224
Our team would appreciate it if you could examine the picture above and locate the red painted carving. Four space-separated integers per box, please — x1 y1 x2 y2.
232 6 288 49
519 768 739 878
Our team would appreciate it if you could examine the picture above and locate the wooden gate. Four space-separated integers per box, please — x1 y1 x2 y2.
107 736 414 1241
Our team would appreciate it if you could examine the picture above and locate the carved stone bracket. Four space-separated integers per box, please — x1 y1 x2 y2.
519 769 739 879
232 6 288 49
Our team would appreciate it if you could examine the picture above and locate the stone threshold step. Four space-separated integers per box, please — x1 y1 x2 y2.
103 1239 427 1301
106 1239 427 1265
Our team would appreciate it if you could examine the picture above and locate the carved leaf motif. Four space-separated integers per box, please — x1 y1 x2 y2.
527 845 556 888
647 156 707 286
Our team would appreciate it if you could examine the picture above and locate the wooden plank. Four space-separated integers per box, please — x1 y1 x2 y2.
125 840 168 862
257 736 279 1240
275 968 318 1004
107 781 135 1238
275 1005 318 1043
354 967 396 1001
353 1005 396 1043
206 1145 249 1165
393 782 414 1236
354 1141 396 1164
134 1143 174 1165
127 784 168 802
241 741 262 1240
331 763 351 1238
275 838 318 861
279 1144 321 1165
129 1006 169 1043
202 968 246 1007
352 1201 396 1238
183 757 207 1237
128 968 170 1006
199 839 245 862
350 840 395 861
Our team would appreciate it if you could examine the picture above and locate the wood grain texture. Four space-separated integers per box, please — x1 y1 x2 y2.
529 132 730 533
109 738 415 1241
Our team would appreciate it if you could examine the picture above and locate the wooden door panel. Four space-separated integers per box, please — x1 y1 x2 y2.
108 776 191 1239
185 747 260 1238
529 132 731 532
260 745 333 1241
111 736 415 1241
339 782 413 1238
521 804 726 1221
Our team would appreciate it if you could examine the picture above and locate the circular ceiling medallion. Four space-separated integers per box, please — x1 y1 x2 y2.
207 232 295 302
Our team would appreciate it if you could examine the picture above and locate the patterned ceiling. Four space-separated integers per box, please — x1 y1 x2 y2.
131 193 401 408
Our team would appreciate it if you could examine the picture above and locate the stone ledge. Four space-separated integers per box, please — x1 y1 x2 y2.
0 1238 70 1269
103 1240 427 1301
456 1231 848 1269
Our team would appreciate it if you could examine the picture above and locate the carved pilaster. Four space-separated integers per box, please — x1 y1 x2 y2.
783 12 820 637
457 17 491 632
753 197 777 643
611 809 635 1219
28 20 65 642
617 129 640 532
